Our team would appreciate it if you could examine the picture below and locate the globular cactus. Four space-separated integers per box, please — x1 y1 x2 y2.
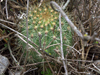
20 4 72 63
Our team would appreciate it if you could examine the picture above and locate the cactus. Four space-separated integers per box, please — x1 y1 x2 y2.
19 4 72 63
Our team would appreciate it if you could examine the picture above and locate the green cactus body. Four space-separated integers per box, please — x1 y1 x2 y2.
20 4 72 63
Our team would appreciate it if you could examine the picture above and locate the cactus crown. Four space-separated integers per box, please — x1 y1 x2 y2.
20 3 72 62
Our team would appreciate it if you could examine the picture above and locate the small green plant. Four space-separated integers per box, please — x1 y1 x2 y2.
4 44 7 47
10 9 13 11
41 68 53 75
5 38 8 41
2 30 5 34
19 3 72 63
95 41 98 44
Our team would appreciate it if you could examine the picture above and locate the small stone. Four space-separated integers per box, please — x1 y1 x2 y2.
9 70 21 75
0 55 9 74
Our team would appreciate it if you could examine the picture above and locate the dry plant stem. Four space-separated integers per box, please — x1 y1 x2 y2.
8 1 26 10
78 19 85 34
50 1 83 39
0 23 38 47
88 67 100 74
67 59 93 63
16 34 42 56
40 49 54 58
8 41 19 66
54 49 61 56
45 43 60 50
20 0 24 5
92 63 100 71
9 0 20 5
81 40 85 60
32 0 37 4
46 39 54 49
83 16 100 25
64 44 81 54
74 72 90 75
46 59 55 75
57 66 63 75
83 35 100 42
89 0 92 36
11 61 49 68
75 1 81 20
23 0 29 68
38 34 42 50
0 19 16 27
68 63 77 71
18 50 25 66
23 68 38 74
62 0 70 10
81 40 85 75
59 13 68 75
85 45 93 61
22 0 29 74
45 55 61 64
1 47 7 52
5 0 8 19
0 32 13 41
38 0 43 7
